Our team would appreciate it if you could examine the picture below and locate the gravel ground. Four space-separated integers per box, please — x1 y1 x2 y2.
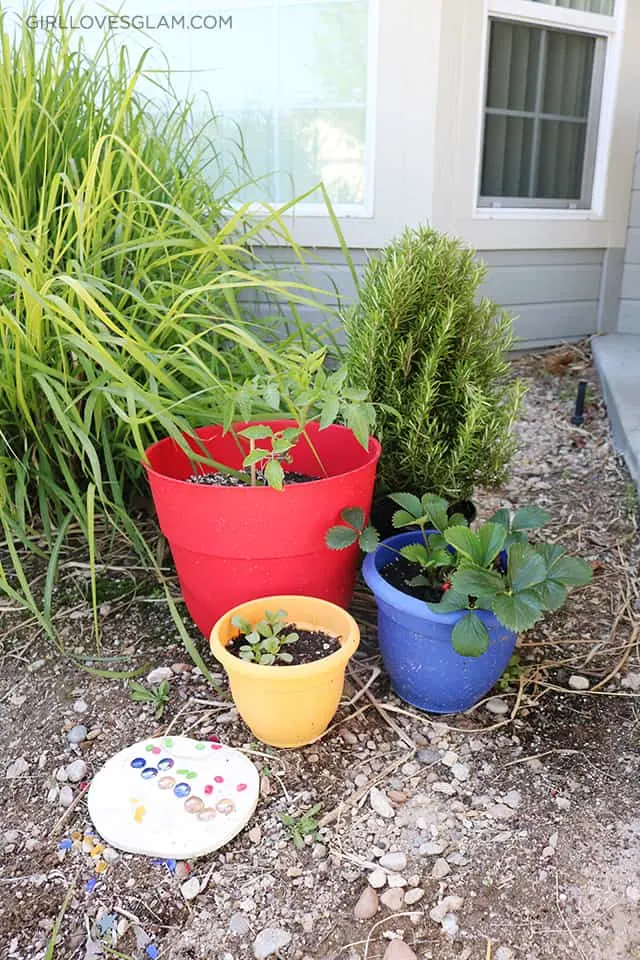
1 342 639 960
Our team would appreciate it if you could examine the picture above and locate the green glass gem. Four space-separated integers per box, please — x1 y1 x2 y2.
186 771 197 780
163 738 174 748
176 769 189 775
195 742 206 751
145 745 154 752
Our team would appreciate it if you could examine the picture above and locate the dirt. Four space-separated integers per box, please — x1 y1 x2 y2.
227 627 341 666
1 341 639 960
185 470 318 487
380 556 445 603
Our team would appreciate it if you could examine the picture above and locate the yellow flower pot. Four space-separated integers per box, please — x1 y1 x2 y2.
210 595 360 748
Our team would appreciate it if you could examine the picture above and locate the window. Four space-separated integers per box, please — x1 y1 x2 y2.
479 1 617 209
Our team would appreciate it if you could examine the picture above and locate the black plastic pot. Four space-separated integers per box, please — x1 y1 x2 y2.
370 494 477 541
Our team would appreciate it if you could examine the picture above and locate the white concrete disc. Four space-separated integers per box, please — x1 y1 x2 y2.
87 735 259 859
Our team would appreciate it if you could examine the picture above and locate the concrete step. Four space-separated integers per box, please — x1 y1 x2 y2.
592 334 640 491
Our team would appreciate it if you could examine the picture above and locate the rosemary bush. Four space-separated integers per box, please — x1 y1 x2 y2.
344 226 522 499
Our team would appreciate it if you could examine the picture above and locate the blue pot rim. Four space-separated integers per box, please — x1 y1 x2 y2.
363 530 492 627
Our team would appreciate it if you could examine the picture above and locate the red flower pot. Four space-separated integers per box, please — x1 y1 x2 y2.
144 421 380 637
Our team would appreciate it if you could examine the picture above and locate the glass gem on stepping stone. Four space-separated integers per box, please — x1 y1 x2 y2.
87 736 259 859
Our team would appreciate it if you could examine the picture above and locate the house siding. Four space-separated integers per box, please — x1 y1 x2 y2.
256 246 605 348
618 149 640 334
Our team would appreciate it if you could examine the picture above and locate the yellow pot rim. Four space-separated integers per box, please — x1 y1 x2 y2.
210 594 360 679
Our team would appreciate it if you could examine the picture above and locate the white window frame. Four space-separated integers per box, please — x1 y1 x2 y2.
475 0 623 217
430 0 638 250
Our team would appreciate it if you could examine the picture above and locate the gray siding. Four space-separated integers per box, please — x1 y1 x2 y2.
255 245 605 348
618 149 640 334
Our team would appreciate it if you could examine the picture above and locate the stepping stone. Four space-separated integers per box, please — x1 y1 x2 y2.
88 735 259 859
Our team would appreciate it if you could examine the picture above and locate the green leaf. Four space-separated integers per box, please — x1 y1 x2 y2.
532 579 568 611
400 543 430 565
272 435 295 454
444 527 484 564
243 449 266 467
507 542 548 593
421 494 449 532
492 590 543 631
259 653 276 665
511 506 550 531
278 652 294 663
392 509 419 529
429 588 468 613
282 428 301 443
264 459 285 491
424 549 455 568
346 404 370 449
325 525 358 550
489 508 511 529
547 556 593 587
231 615 251 632
238 425 273 440
427 533 448 550
535 542 566 570
448 513 468 527
319 395 340 430
452 613 490 657
389 492 423 518
358 526 380 553
341 506 365 531
408 574 429 587
262 383 280 410
451 565 504 598
239 649 254 661
477 522 507 566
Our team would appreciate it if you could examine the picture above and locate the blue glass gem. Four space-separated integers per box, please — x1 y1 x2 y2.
130 757 146 769
146 946 159 960
141 767 158 779
158 758 174 771
173 782 191 798
58 839 73 850
86 877 98 893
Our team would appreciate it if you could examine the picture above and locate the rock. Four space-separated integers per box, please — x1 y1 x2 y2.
432 782 456 796
368 868 387 889
73 699 88 714
253 928 292 959
3 830 19 843
354 887 379 920
441 751 458 767
370 787 395 819
555 797 571 811
417 748 440 764
66 759 88 783
485 697 509 715
431 858 451 879
568 674 590 691
379 851 407 872
486 804 515 820
419 841 446 856
626 885 640 904
146 667 173 685
388 790 408 804
451 763 470 782
102 848 119 864
386 873 408 888
6 757 29 779
621 672 640 692
55 767 68 782
67 725 87 745
502 790 521 809
430 896 464 924
380 888 405 911
180 877 201 900
383 941 418 960
311 842 327 860
174 861 191 880
248 826 262 844
58 785 74 807
441 913 459 937
229 913 251 935
495 949 515 960
404 888 425 905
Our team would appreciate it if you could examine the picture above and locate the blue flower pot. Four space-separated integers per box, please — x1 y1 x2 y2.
362 531 517 714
